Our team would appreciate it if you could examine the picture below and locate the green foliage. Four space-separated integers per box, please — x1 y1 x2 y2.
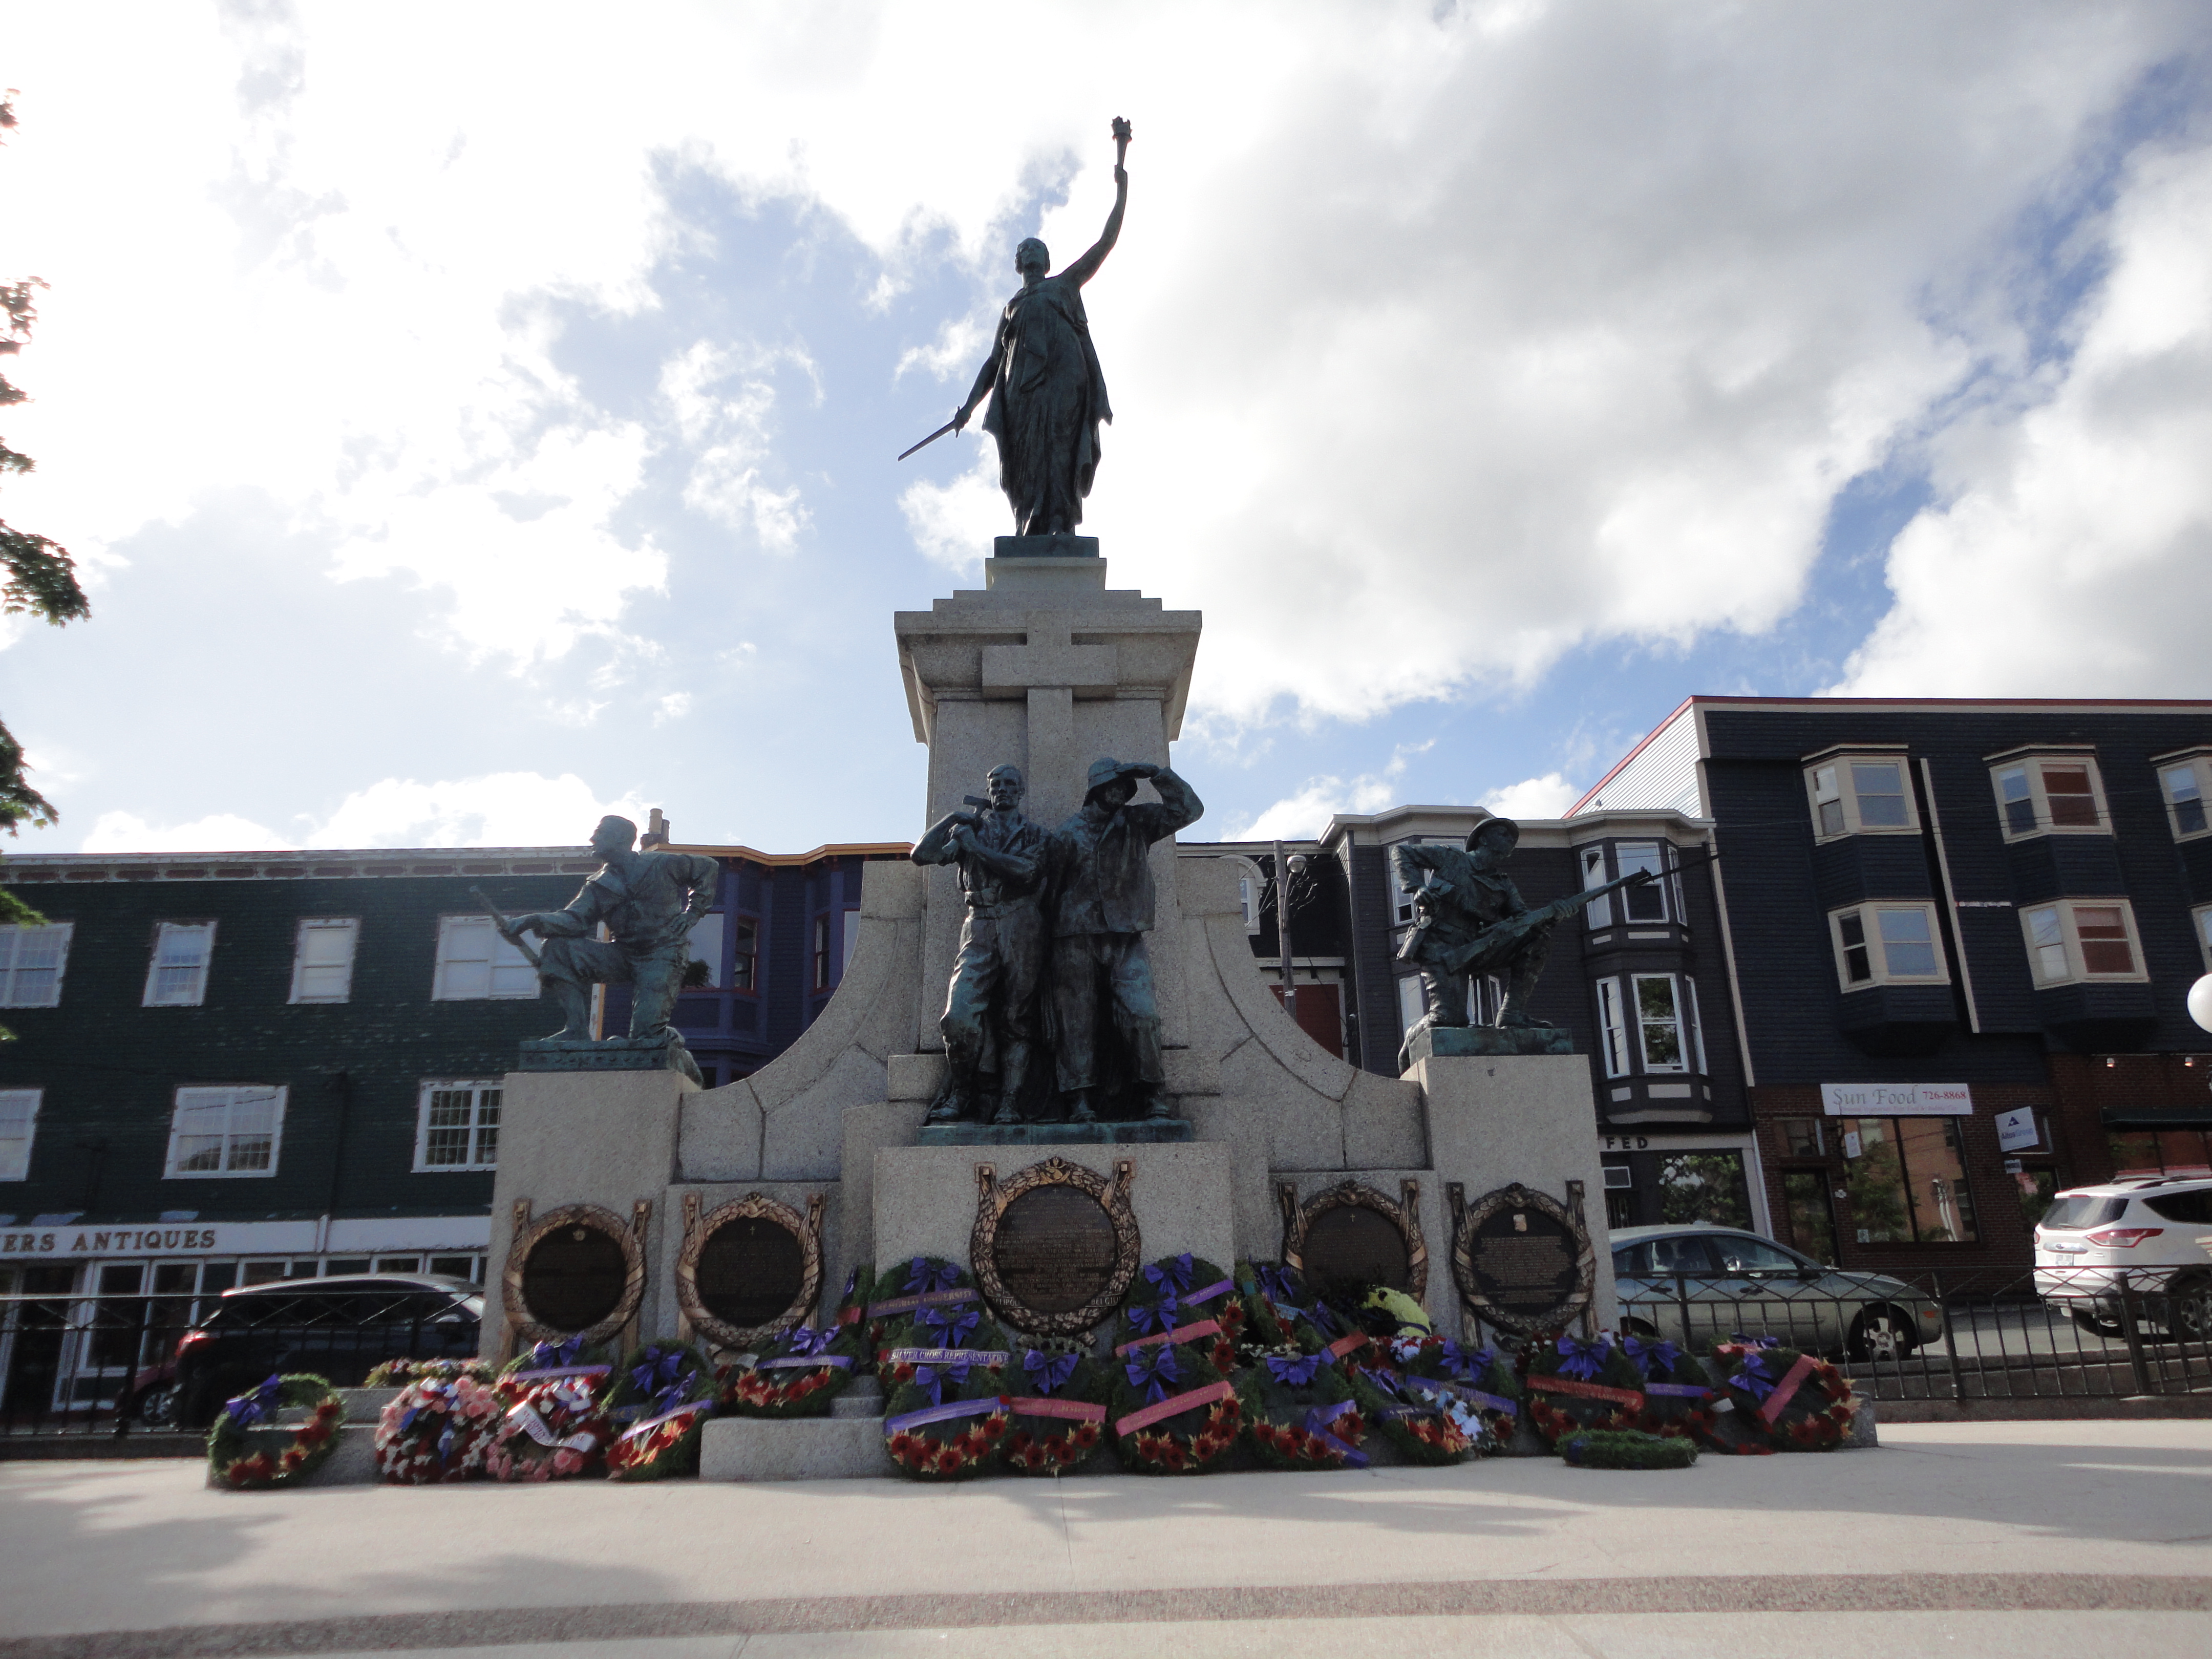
1559 1429 1697 1470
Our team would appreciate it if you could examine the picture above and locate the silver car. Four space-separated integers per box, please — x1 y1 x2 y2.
1610 1224 1945 1361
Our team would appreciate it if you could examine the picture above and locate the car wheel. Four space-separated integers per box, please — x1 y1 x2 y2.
1849 1307 1917 1363
2168 1274 2211 1345
136 1385 180 1428
2071 1308 2124 1339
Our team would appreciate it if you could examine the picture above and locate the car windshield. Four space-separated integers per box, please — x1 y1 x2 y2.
2039 1195 2130 1230
1709 1236 1806 1273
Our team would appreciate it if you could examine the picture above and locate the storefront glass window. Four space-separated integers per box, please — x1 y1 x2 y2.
1657 1151 1752 1230
1846 1116 1978 1243
1782 1170 1838 1264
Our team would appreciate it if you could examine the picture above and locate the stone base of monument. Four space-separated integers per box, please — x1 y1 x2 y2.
916 1119 1194 1147
519 1030 701 1084
206 1422 379 1488
698 1414 888 1482
992 533 1098 559
1407 1024 1576 1060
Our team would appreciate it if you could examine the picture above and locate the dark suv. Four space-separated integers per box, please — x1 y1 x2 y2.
174 1273 483 1426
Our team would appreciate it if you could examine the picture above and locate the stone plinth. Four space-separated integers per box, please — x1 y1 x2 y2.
1405 1024 1576 1061
992 534 1098 559
1410 1052 1619 1334
699 1415 888 1481
875 1141 1232 1275
519 1030 701 1082
917 1119 1194 1147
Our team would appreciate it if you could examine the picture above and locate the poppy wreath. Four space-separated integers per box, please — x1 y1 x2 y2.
865 1256 980 1379
1560 1428 1699 1470
1111 1331 1241 1475
602 1342 719 1480
1239 1347 1367 1470
1612 1335 1717 1441
1521 1333 1649 1449
1233 1259 1309 1348
832 1263 874 1354
375 1371 503 1483
997 1341 1111 1475
1390 1334 1521 1448
881 1308 1012 1481
363 1357 496 1388
1118 1254 1241 1375
1700 1337 1857 1454
484 1374 614 1482
1349 1365 1478 1463
497 1335 611 1390
206 1373 345 1490
724 1322 866 1419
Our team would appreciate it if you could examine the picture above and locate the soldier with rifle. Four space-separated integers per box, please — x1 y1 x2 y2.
1393 817 1664 1071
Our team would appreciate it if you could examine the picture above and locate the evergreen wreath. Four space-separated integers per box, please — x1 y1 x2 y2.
485 1374 613 1482
1234 1259 1309 1348
1117 1253 1242 1373
1560 1428 1699 1470
1612 1335 1716 1441
833 1264 874 1346
603 1342 718 1480
881 1307 1012 1481
1699 1337 1857 1454
363 1357 495 1388
997 1339 1110 1475
1238 1347 1367 1470
1389 1334 1521 1449
1521 1333 1649 1449
724 1322 866 1418
497 1335 611 1387
206 1373 345 1490
865 1256 980 1379
1110 1330 1240 1475
375 1371 503 1483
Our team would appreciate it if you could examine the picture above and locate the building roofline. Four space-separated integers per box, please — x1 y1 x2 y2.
1565 696 1698 817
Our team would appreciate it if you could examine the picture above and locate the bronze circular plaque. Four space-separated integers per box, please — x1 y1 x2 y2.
521 1222 627 1332
993 1184 1120 1315
1302 1203 1413 1296
1449 1182 1596 1336
696 1215 806 1329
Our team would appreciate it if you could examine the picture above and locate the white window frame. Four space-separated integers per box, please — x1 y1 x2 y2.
163 1086 286 1179
1613 842 1675 926
412 1079 502 1172
1396 974 1427 1041
729 913 760 993
142 921 217 1008
2018 899 2148 986
0 1088 39 1181
2153 750 2212 843
1597 977 1631 1077
288 917 360 1005
0 922 72 1008
432 915 540 1001
1578 844 1614 929
1986 751 2111 842
1803 750 1921 843
1827 902 1949 990
1631 973 1691 1073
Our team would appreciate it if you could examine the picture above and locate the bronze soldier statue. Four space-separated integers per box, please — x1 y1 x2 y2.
1044 757 1202 1122
911 764 1049 1125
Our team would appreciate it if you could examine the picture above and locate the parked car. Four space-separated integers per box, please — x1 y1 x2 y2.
2033 1177 2212 1341
174 1273 483 1427
1610 1224 1945 1361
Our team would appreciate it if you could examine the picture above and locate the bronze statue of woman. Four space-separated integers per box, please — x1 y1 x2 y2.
951 120 1130 537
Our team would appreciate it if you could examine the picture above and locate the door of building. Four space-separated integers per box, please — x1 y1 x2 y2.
1782 1170 1839 1265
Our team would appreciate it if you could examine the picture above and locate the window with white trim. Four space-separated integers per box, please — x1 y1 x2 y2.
164 1086 285 1178
1597 979 1630 1076
1988 754 2109 840
2155 752 2212 841
1396 974 1426 1040
2019 900 2145 985
413 1080 501 1171
143 921 216 1007
1595 973 1703 1076
1828 903 1948 989
0 923 72 1008
1615 842 1671 923
432 916 539 1000
730 915 759 992
0 1089 38 1181
1804 754 1919 842
288 918 359 1004
1579 845 1613 929
1633 974 1688 1071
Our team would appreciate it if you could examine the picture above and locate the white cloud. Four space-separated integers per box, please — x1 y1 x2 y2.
1480 772 1581 820
1229 744 1429 840
80 811 286 854
1835 140 2212 696
659 339 815 552
900 443 1005 575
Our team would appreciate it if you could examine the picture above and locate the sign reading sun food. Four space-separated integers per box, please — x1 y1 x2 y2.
1819 1082 1972 1116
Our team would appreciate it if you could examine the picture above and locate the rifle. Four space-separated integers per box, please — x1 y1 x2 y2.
470 885 544 970
1396 854 1721 977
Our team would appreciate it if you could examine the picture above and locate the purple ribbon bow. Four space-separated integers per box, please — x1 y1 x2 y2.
912 1357 972 1407
1144 1253 1196 1295
1555 1335 1610 1381
1264 1352 1327 1388
1124 1295 1182 1336
1623 1335 1682 1379
1303 1402 1369 1466
1124 1344 1181 1403
919 1306 980 1349
1023 1349 1079 1395
1729 1332 1780 1349
1436 1341 1492 1382
906 1258 962 1295
1254 1264 1302 1305
632 1346 693 1415
526 1336 584 1372
785 1325 837 1359
1730 1350 1777 1403
224 1374 284 1429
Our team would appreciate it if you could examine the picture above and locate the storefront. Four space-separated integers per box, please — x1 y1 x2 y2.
1597 1131 1771 1238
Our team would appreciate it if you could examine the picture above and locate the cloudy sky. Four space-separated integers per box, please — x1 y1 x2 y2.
2 2 2208 856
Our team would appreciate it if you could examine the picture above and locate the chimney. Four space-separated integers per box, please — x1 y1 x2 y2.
643 808 670 849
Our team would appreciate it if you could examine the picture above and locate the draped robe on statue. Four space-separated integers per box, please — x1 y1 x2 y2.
979 275 1113 536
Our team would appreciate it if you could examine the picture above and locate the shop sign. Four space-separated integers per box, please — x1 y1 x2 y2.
0 1220 318 1261
1820 1081 1972 1117
1995 1107 2042 1153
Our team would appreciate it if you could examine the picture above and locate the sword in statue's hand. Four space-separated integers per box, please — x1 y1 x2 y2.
897 416 962 462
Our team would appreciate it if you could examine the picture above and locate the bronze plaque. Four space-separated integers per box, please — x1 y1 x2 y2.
1302 1204 1413 1295
1448 1182 1596 1335
521 1222 627 1332
993 1185 1120 1315
697 1216 806 1328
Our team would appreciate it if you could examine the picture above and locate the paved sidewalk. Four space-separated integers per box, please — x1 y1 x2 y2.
1 1421 2207 1656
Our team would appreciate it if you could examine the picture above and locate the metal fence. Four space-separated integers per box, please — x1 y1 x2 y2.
1618 1265 2212 1403
0 1286 480 1440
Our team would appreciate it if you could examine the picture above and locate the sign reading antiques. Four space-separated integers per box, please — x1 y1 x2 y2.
1448 1181 1596 1337
972 1155 1140 1335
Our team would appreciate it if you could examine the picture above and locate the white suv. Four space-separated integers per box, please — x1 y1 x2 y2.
2033 1177 2212 1341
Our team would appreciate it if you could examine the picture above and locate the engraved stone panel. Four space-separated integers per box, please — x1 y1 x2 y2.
993 1185 1120 1315
1301 1204 1412 1296
1449 1181 1597 1336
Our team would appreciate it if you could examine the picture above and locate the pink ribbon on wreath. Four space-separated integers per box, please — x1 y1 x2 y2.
1113 1320 1222 1356
1756 1353 1820 1425
1527 1374 1645 1409
1113 1379 1235 1437
1004 1397 1109 1423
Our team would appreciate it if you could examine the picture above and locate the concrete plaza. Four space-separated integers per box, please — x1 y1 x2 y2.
0 1420 2206 1657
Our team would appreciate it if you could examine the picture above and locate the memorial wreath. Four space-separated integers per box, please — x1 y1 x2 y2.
880 1304 1012 1481
1559 1427 1699 1470
375 1370 503 1482
1700 1336 1857 1453
1349 1364 1478 1463
865 1256 981 1379
362 1357 495 1388
1235 1259 1310 1348
1612 1334 1716 1441
1116 1253 1241 1375
206 1373 345 1490
497 1335 611 1392
1110 1329 1240 1475
1237 1347 1366 1470
724 1322 866 1418
603 1342 718 1480
1521 1333 1649 1448
485 1373 614 1482
997 1340 1110 1475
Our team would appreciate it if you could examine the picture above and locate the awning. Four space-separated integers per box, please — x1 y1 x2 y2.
2100 1108 2212 1130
